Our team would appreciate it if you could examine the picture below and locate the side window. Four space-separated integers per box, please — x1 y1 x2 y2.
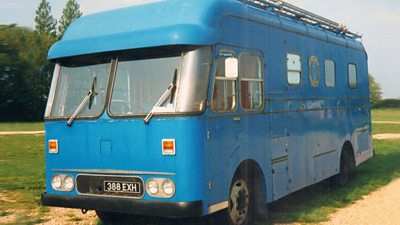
287 53 301 85
325 60 336 87
348 64 357 88
239 54 263 110
211 52 237 112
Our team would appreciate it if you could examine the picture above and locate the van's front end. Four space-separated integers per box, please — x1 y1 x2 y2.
40 0 232 218
41 45 212 217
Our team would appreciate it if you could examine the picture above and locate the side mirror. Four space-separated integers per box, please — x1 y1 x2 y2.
225 57 238 79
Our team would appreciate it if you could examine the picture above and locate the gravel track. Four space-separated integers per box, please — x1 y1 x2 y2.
0 131 45 135
320 178 400 225
40 208 98 225
372 133 400 140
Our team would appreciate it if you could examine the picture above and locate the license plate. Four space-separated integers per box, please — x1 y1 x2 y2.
104 181 141 193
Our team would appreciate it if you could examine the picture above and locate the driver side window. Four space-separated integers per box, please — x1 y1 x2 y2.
211 51 237 112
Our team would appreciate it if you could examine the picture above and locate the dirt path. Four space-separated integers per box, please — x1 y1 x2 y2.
0 208 98 225
40 208 98 225
372 121 400 124
0 131 45 135
372 133 400 140
320 178 400 225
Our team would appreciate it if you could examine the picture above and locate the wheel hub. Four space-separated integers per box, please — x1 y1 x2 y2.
229 179 249 225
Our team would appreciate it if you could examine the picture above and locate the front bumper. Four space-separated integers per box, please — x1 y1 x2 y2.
41 193 202 218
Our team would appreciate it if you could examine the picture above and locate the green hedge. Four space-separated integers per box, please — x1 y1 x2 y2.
374 99 400 109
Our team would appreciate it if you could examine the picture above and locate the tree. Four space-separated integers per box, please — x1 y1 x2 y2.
58 0 82 38
34 0 57 38
369 74 382 107
0 25 36 120
0 25 55 121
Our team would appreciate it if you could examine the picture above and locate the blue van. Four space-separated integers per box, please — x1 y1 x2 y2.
41 0 373 224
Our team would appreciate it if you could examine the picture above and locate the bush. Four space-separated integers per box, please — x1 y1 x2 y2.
374 99 400 109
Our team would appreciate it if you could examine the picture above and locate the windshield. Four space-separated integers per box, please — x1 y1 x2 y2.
50 56 111 118
45 46 212 120
110 46 212 116
110 55 181 115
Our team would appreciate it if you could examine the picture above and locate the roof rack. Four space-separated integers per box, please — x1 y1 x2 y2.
239 0 362 39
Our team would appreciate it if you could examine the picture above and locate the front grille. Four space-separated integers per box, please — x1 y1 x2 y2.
76 175 144 198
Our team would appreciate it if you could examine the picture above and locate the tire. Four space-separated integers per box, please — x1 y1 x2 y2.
335 151 351 187
223 172 254 225
96 211 150 225
253 177 269 221
96 211 127 224
96 211 121 224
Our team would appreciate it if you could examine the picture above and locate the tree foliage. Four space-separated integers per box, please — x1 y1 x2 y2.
58 0 82 38
369 74 383 107
1 0 84 121
34 0 57 38
374 99 400 109
0 25 55 121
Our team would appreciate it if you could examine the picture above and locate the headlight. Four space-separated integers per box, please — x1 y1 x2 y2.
147 179 159 195
162 179 175 196
146 178 175 198
64 176 75 191
51 174 74 192
51 175 62 189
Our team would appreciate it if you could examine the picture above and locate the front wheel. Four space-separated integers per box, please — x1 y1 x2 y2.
220 173 254 225
96 211 119 224
229 178 251 225
96 211 142 224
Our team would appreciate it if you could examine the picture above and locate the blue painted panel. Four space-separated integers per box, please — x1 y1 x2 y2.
48 0 245 59
48 0 364 60
205 113 270 205
314 150 338 182
272 160 289 200
286 110 307 192
45 117 207 205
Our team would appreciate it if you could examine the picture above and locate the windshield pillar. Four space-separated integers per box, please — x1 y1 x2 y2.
44 64 61 118
175 46 212 113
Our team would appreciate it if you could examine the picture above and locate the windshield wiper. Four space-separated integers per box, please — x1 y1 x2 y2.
144 69 177 124
67 76 97 126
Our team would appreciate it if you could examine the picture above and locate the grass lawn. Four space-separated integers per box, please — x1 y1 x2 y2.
0 122 44 132
372 123 400 134
0 134 46 224
371 108 400 122
371 108 400 134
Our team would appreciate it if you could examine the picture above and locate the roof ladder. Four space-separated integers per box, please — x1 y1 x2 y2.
239 0 362 39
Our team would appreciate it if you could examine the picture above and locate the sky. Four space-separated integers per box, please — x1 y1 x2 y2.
0 0 399 99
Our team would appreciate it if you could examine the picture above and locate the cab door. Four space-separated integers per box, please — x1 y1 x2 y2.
205 46 241 207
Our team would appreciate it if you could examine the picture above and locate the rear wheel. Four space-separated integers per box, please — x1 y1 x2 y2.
335 151 351 187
